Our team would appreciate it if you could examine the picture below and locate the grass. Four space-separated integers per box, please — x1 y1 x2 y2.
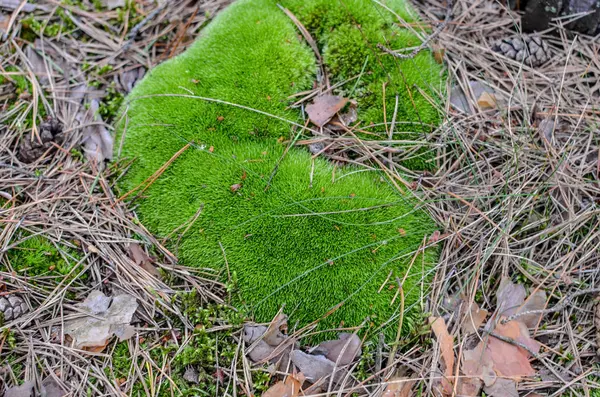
117 0 443 337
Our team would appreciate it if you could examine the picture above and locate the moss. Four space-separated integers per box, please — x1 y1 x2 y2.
117 0 442 338
2 234 84 288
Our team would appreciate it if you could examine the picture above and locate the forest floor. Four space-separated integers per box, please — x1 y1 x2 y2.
1 0 599 396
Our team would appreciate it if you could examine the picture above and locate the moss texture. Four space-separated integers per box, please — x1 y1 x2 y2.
117 0 442 337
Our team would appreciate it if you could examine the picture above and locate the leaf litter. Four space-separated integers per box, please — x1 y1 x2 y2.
63 290 138 352
305 94 348 127
245 312 363 394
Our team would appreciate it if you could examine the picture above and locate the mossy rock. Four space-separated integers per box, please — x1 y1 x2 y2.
117 0 443 337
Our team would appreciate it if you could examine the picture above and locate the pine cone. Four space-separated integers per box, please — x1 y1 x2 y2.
491 35 550 67
18 117 65 163
0 295 28 321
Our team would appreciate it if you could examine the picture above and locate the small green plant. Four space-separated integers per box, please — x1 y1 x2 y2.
98 84 124 121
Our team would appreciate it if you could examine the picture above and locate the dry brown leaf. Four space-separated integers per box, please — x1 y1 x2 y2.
462 301 488 334
263 313 288 346
381 376 416 397
459 347 484 396
495 277 527 318
429 316 455 395
477 91 497 109
312 332 361 365
432 45 445 64
263 372 305 397
483 377 518 397
63 290 138 351
305 95 348 127
290 350 345 385
128 243 160 277
518 290 547 328
243 321 293 366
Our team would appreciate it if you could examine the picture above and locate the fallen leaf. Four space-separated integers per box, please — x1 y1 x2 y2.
41 377 68 397
381 376 416 397
262 313 288 346
5 381 35 397
128 243 160 277
450 81 499 115
460 317 538 396
243 321 293 367
477 91 497 109
495 278 547 327
305 95 348 127
328 100 358 130
495 277 527 318
432 43 445 64
103 0 125 10
429 316 455 395
263 372 305 397
116 67 145 92
80 100 113 166
311 332 361 365
230 183 242 192
518 290 547 328
538 116 556 144
459 348 484 396
461 301 488 335
64 290 138 351
483 377 518 397
290 350 344 385
243 324 268 344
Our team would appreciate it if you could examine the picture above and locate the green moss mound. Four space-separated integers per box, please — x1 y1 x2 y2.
117 0 443 336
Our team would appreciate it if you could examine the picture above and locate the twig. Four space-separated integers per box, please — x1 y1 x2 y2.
501 287 600 324
122 1 169 51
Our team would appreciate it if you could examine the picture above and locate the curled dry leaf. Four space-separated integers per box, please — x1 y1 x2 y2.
311 332 361 365
128 243 160 278
243 316 293 366
263 372 305 397
429 316 455 395
290 350 344 385
63 290 137 351
305 94 348 127
263 312 288 346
